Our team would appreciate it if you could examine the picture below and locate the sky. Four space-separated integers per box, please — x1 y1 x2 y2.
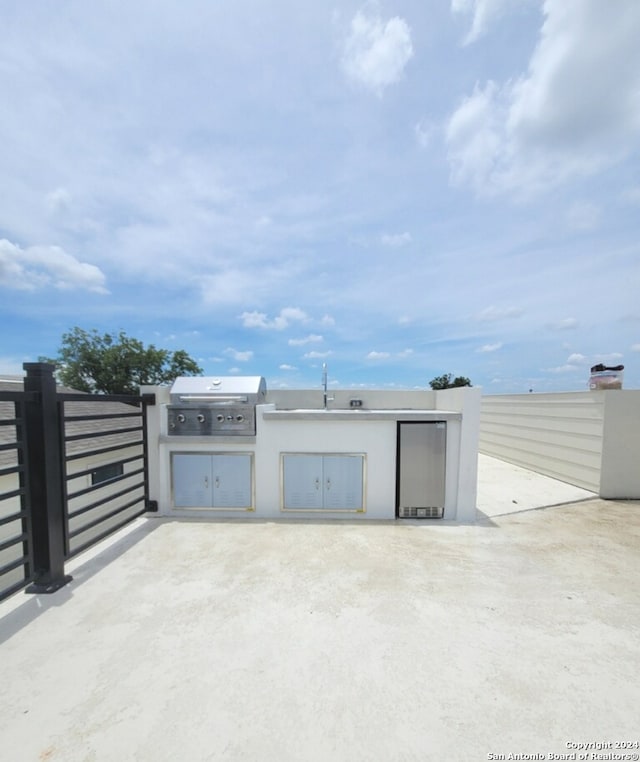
1 0 639 393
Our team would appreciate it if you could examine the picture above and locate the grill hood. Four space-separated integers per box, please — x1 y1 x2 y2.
169 376 266 405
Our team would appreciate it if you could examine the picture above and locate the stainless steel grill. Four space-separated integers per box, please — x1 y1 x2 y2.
167 376 266 436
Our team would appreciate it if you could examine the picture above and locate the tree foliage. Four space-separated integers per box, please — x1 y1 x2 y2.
429 373 472 390
41 327 203 394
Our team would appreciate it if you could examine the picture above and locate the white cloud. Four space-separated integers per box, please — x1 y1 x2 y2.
477 342 503 353
0 238 108 293
546 364 581 374
446 81 503 190
277 307 308 326
320 315 335 327
476 305 523 322
288 334 323 346
45 187 72 215
225 347 253 362
631 344 640 352
381 232 412 247
240 312 269 328
304 350 332 359
546 350 620 375
279 364 297 371
446 0 640 195
240 307 309 330
240 311 270 329
451 0 516 45
342 9 413 95
594 352 623 363
366 348 413 360
414 119 435 149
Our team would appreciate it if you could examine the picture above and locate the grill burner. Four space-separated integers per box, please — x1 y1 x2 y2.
167 376 266 436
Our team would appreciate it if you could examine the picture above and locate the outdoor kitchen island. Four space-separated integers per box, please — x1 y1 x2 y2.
144 382 480 523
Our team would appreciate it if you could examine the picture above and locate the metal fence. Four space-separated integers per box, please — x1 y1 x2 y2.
0 390 36 601
0 363 155 602
62 392 152 558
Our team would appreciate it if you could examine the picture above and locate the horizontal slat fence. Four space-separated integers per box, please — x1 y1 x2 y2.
0 364 154 601
61 394 151 558
479 392 604 492
0 391 36 601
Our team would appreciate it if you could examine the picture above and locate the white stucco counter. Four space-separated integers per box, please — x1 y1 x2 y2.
144 385 480 523
255 404 473 521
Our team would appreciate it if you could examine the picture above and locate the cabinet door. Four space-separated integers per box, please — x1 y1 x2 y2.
323 455 364 510
282 455 324 510
212 454 252 508
172 454 213 507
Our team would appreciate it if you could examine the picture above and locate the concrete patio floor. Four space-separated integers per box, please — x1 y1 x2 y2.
1 457 639 762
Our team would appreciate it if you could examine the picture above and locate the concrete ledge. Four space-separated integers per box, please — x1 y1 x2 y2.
262 409 461 421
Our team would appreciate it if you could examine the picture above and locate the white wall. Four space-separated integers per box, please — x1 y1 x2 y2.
479 392 605 492
480 390 640 498
599 391 640 499
265 388 436 410
256 410 395 519
435 386 481 522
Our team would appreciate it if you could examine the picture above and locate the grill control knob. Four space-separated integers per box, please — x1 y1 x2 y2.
170 422 175 429
216 414 225 423
235 414 244 422
226 415 233 421
177 414 185 423
197 414 205 423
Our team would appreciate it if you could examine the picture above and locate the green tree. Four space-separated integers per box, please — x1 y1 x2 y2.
429 373 472 390
41 327 203 394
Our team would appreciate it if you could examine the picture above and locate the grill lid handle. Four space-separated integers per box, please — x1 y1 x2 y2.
178 394 249 403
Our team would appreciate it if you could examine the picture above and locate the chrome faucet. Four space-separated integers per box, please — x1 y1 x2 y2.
322 363 334 409
322 363 328 408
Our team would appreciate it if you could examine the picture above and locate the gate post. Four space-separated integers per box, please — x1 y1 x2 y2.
23 363 72 593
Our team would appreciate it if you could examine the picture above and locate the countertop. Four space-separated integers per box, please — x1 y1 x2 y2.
261 408 461 421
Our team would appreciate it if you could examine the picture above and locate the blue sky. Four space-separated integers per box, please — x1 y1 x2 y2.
1 0 639 392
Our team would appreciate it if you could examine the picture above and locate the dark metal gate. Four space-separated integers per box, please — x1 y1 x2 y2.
0 388 36 601
61 391 152 559
0 363 155 602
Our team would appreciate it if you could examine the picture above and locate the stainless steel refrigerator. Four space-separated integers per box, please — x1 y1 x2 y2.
397 422 446 518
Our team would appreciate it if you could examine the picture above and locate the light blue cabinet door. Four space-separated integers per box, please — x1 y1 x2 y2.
213 455 252 508
172 454 213 507
323 455 364 510
282 455 324 509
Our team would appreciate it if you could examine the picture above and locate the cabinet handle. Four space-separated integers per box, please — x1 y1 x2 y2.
204 476 208 488
326 478 331 490
215 476 220 488
315 477 320 490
